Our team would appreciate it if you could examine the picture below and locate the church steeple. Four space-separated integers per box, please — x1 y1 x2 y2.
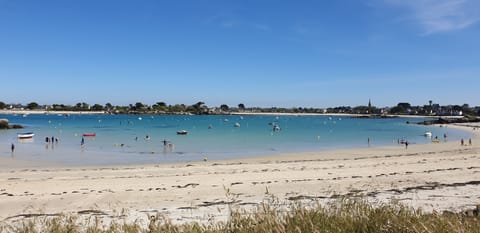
368 99 372 114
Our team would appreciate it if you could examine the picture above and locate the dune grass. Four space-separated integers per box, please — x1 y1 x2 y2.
1 198 479 233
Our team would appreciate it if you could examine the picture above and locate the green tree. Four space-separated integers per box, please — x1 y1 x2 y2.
52 104 67 110
238 103 245 111
92 104 104 111
26 102 39 110
0 101 5 109
390 102 411 115
190 101 207 114
397 102 411 109
220 104 229 112
156 102 167 107
135 102 145 110
170 104 186 113
152 102 168 112
105 103 113 111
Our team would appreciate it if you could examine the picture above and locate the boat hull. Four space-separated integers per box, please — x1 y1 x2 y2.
18 133 35 139
177 130 188 135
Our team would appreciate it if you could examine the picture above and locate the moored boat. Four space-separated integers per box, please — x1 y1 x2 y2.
273 125 281 131
177 130 188 135
18 132 35 139
83 133 96 137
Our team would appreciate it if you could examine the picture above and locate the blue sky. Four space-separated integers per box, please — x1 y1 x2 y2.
1 0 479 108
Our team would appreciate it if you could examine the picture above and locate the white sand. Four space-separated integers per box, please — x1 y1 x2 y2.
0 123 479 225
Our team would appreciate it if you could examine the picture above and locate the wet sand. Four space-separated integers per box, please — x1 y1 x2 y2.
0 123 479 225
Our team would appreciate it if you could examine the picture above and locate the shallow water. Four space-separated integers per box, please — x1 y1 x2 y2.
0 114 472 166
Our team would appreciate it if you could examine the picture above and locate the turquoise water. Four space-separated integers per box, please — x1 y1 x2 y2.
0 114 472 166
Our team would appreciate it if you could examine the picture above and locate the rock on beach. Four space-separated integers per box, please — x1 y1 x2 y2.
0 118 24 129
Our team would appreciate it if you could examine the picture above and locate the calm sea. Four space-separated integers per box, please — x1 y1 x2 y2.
0 114 472 166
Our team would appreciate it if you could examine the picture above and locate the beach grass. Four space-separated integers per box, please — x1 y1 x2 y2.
1 198 479 233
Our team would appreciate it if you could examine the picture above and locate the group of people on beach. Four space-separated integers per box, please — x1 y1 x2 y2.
45 136 59 144
45 136 60 149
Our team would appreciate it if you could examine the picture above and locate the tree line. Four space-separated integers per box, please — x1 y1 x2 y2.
0 101 478 116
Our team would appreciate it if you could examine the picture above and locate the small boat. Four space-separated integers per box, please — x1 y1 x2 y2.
424 131 432 137
273 125 281 131
177 130 188 135
234 122 240 127
18 132 35 139
83 133 96 137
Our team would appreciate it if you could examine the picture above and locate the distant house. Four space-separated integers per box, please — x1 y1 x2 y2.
9 104 24 110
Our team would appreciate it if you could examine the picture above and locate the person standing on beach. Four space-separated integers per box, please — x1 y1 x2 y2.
11 143 15 153
469 138 472 146
405 141 408 149
367 137 370 147
81 137 85 147
461 138 464 146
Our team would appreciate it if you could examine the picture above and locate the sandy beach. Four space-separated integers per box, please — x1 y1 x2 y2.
1 123 479 226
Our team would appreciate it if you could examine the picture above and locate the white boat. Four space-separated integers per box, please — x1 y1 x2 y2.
177 130 188 135
424 131 432 137
234 122 240 127
18 132 35 139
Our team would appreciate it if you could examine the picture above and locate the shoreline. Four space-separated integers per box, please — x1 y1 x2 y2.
0 109 467 119
0 123 479 225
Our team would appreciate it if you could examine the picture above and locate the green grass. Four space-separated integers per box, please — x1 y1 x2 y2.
1 199 479 233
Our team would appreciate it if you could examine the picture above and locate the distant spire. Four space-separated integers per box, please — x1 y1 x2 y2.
368 99 371 108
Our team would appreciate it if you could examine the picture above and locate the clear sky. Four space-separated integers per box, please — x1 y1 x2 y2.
1 0 479 108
